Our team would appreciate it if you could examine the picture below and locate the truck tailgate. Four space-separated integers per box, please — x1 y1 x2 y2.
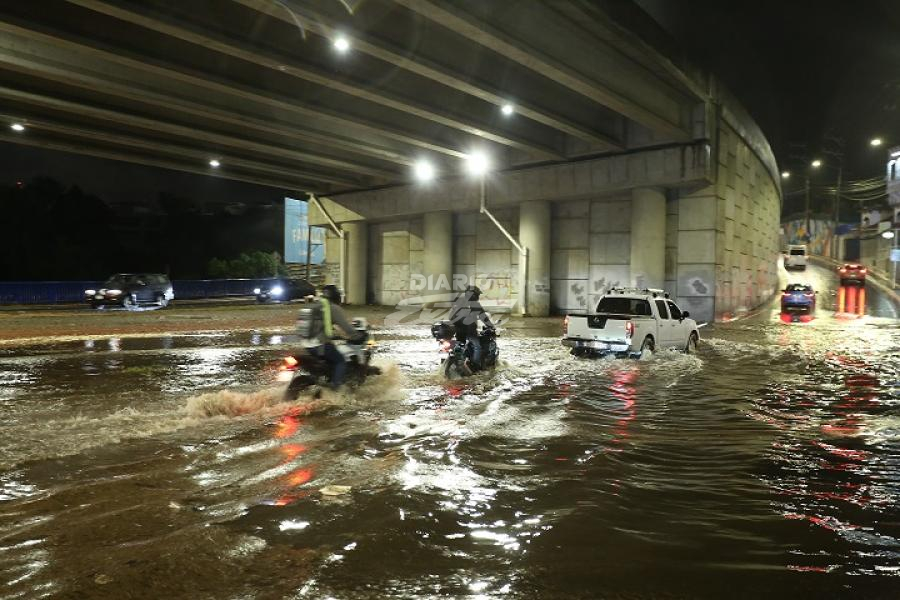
566 314 629 342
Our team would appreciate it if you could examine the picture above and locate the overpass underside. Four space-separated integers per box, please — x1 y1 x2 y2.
313 117 780 323
0 0 781 321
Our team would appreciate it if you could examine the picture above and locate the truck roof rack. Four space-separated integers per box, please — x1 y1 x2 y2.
609 286 670 299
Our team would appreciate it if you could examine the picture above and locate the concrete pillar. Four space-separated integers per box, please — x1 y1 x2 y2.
343 221 367 305
520 200 551 316
630 187 666 289
423 211 453 295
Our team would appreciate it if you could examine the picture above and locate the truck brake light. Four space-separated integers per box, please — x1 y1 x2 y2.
625 321 634 338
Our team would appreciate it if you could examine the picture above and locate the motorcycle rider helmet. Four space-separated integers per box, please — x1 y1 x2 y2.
465 284 482 300
321 284 342 304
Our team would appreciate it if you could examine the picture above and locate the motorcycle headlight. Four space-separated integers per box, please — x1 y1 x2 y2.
271 286 284 296
84 289 96 295
106 289 122 296
253 288 261 294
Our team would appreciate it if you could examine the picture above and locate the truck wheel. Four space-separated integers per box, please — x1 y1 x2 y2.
685 333 698 354
638 336 654 359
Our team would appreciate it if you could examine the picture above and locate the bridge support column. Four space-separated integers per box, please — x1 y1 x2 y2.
520 200 551 316
343 221 367 305
630 187 666 289
423 211 453 297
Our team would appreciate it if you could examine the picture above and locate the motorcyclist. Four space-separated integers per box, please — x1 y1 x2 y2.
298 284 357 388
447 284 495 370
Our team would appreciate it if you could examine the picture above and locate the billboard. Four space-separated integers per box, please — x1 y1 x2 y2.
284 197 326 264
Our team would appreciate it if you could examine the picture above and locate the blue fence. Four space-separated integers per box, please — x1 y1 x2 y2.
0 279 276 305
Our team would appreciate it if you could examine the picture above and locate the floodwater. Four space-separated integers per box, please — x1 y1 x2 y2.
1 265 898 599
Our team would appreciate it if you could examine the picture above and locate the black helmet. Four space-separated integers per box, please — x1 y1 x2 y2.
465 284 482 299
321 284 342 304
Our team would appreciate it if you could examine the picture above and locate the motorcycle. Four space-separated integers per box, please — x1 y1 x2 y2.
430 320 499 378
279 318 380 400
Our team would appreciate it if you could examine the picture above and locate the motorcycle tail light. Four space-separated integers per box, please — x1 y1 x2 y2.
625 321 634 338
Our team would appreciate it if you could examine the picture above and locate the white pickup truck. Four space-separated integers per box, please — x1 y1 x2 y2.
562 288 700 357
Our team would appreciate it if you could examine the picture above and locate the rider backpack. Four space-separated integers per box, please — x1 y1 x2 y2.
296 302 324 339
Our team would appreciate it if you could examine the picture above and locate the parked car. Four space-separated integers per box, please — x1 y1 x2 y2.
254 278 315 303
838 263 867 285
784 244 808 270
780 283 816 322
562 288 700 357
85 273 174 309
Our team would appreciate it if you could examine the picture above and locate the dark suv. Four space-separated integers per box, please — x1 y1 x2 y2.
85 273 174 309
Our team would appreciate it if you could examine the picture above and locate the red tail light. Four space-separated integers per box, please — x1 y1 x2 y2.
860 268 867 274
625 321 634 338
780 313 792 323
281 355 299 370
839 268 847 273
803 293 814 298
799 315 814 322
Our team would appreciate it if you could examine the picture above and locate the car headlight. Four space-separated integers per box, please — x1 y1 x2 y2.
253 288 261 295
106 289 122 296
271 286 284 296
85 289 96 295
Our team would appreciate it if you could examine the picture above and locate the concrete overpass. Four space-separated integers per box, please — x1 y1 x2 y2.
0 0 782 321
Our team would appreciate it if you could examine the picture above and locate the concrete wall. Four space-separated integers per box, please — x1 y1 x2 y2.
550 195 632 312
674 118 780 320
367 218 422 305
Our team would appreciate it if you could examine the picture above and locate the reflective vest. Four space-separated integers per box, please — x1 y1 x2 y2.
320 297 333 338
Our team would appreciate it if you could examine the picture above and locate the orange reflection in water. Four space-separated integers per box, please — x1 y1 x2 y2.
835 285 867 317
608 367 638 447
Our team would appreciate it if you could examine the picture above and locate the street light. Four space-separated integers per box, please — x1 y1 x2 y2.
413 159 435 182
781 171 790 179
10 123 24 132
811 159 822 168
870 137 883 147
464 151 490 177
333 35 350 53
500 103 515 116
883 230 895 240
209 159 221 168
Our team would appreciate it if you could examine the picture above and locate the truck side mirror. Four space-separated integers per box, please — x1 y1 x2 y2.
681 311 690 319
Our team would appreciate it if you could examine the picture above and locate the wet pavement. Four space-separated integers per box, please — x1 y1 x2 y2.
1 263 898 599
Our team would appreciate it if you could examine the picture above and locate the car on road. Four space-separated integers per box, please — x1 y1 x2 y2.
562 287 700 357
780 283 816 322
838 263 867 285
784 244 808 270
254 278 315 303
86 273 174 309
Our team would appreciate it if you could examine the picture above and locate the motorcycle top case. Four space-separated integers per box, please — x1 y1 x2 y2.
431 320 456 340
296 303 323 338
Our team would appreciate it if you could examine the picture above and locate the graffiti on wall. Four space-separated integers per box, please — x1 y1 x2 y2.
781 219 836 257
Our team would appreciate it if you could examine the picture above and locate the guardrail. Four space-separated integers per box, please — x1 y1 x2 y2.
0 279 277 305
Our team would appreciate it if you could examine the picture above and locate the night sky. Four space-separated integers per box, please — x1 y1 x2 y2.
2 1 898 204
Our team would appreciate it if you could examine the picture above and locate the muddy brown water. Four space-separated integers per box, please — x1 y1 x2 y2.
1 265 898 599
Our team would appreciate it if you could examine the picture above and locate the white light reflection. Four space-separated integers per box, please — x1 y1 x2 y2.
107 337 121 352
279 519 310 531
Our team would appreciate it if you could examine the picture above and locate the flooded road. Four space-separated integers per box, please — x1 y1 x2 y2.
1 265 898 599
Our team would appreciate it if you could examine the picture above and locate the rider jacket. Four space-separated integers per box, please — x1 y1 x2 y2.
447 292 493 338
300 298 355 347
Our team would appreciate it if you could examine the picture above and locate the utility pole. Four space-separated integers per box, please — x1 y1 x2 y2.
832 165 842 259
804 176 811 237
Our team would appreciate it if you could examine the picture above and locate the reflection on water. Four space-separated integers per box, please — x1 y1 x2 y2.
0 302 898 598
